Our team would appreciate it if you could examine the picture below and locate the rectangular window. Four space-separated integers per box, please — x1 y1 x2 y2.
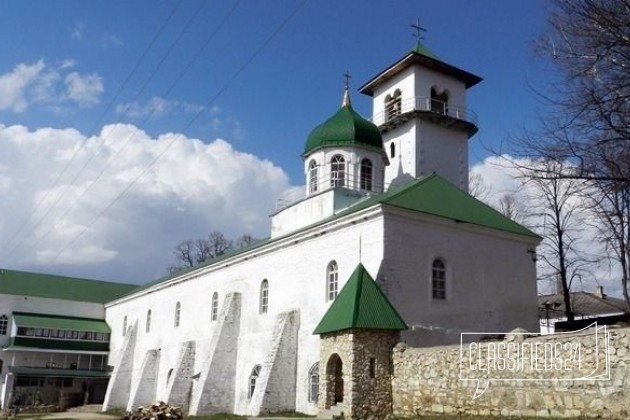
369 357 376 379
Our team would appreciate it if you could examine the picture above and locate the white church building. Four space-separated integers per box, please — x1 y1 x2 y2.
102 42 541 417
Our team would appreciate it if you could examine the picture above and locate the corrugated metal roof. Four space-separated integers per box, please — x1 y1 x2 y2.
0 268 137 303
538 291 628 317
336 173 540 238
313 263 407 335
13 312 111 333
359 42 482 95
129 174 538 300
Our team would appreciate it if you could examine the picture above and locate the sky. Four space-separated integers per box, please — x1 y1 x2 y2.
2 0 603 292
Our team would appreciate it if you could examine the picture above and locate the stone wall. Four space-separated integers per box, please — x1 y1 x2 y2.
319 330 399 420
392 326 630 419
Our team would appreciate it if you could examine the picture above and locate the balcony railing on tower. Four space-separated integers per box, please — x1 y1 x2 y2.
372 96 477 127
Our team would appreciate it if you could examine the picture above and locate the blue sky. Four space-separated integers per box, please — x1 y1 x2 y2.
1 0 548 182
0 1 553 284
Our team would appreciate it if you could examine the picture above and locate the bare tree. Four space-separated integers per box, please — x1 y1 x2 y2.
498 194 527 225
206 230 232 258
521 160 593 320
531 0 630 183
234 234 256 249
589 179 630 312
168 230 256 274
469 172 491 202
510 0 630 311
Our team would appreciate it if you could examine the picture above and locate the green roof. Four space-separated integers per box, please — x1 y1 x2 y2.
127 174 538 299
0 268 137 303
9 366 110 378
336 173 540 238
313 263 407 335
360 42 482 95
9 337 109 352
411 42 441 61
13 312 111 333
303 103 383 155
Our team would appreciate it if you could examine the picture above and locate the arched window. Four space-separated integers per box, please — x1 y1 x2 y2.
249 364 262 399
259 280 269 314
326 261 339 301
211 292 219 321
308 363 319 403
432 259 446 300
0 315 8 335
122 316 127 337
146 310 152 333
390 142 396 159
330 155 345 187
309 160 318 193
385 89 402 121
430 88 449 115
360 158 373 191
174 302 181 327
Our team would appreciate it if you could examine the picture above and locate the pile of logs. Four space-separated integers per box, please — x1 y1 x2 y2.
122 402 184 420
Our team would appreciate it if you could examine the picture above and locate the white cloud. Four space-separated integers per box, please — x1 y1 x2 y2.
0 123 291 283
64 72 103 107
0 61 46 112
0 61 104 112
115 96 218 120
101 33 124 48
71 23 84 40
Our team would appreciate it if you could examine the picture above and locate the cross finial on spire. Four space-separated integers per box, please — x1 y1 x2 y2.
411 18 427 43
341 70 352 107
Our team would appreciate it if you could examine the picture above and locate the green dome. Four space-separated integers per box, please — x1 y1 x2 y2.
303 104 383 155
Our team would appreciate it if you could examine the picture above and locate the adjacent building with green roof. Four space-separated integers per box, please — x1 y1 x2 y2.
0 268 136 409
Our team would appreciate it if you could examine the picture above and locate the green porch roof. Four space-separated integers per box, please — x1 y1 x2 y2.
13 313 110 333
9 366 109 378
313 264 407 335
0 268 137 303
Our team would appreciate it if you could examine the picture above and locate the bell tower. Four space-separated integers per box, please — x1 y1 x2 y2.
359 37 482 191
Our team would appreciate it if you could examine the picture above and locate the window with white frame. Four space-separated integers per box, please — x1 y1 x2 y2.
309 160 318 193
211 292 219 321
259 280 269 314
326 261 339 301
249 364 262 398
308 363 319 403
146 309 152 333
0 315 8 335
174 302 181 327
432 259 446 300
330 155 345 187
360 158 373 191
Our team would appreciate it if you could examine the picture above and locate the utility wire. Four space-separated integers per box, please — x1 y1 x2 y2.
3 0 213 261
48 0 308 264
0 0 185 259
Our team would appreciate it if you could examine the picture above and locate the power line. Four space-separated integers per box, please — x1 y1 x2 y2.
3 0 214 262
47 0 308 264
0 0 186 259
